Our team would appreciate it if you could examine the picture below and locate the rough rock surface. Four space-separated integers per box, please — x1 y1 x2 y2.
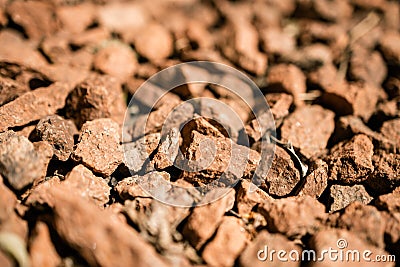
93 42 137 81
123 133 160 174
329 184 373 212
267 64 307 106
202 217 248 267
29 222 61 267
64 164 110 207
0 131 48 190
309 229 394 267
26 182 170 267
325 134 374 184
65 74 125 128
35 115 77 161
0 83 71 132
259 196 327 239
239 231 301 267
178 122 260 185
366 151 400 194
262 146 301 197
336 202 385 248
298 160 328 198
281 105 335 158
72 119 122 176
183 189 235 250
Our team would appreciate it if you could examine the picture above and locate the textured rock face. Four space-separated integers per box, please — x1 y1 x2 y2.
65 74 126 128
239 231 301 267
325 134 374 184
72 118 123 176
26 182 169 267
259 196 327 239
183 189 235 250
178 118 261 185
202 217 248 267
262 146 301 197
0 131 49 190
329 184 373 212
280 105 335 158
0 83 71 132
35 115 77 161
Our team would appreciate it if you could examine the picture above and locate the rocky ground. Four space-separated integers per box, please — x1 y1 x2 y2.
0 0 399 266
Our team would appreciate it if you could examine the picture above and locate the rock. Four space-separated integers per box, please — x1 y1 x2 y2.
220 19 267 75
366 151 400 194
40 34 70 65
69 27 110 48
6 0 57 39
178 130 260 185
260 27 296 56
0 77 28 106
183 189 235 250
329 184 373 212
298 160 328 198
0 175 27 239
236 179 272 216
0 131 48 190
239 231 301 267
350 47 387 86
26 182 170 267
380 119 400 148
375 186 400 213
123 133 160 174
56 3 95 34
266 93 294 126
308 63 341 91
313 0 353 22
267 64 306 106
336 203 386 248
281 105 335 158
0 30 47 69
282 43 333 69
35 115 77 161
93 42 137 81
181 116 226 140
246 93 293 143
65 74 126 128
196 98 244 142
202 217 248 267
29 222 61 267
131 171 172 202
72 119 123 176
333 116 397 152
97 2 149 33
382 212 400 253
325 134 374 184
115 176 151 200
153 128 180 170
245 112 274 144
380 31 400 65
134 23 174 62
64 165 110 207
0 83 71 132
321 82 381 121
141 95 183 135
376 98 400 121
309 228 394 267
261 146 301 197
259 196 327 239
38 63 89 87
